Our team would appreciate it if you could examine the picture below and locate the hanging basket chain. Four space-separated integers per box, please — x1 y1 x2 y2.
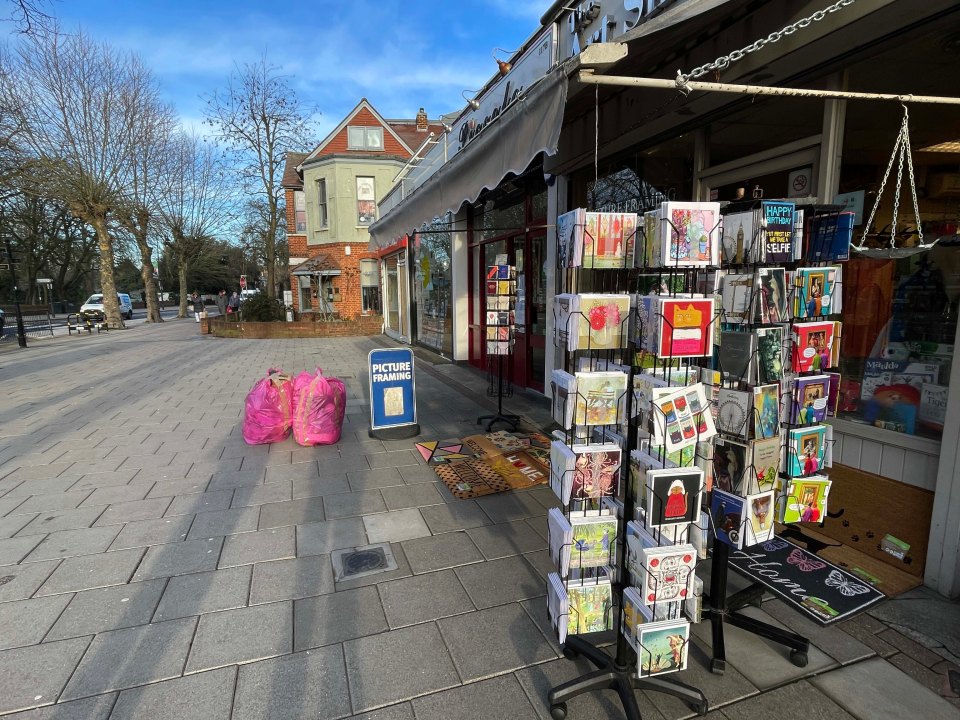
854 104 926 251
676 0 857 94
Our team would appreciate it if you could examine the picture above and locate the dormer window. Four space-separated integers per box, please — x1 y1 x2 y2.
347 126 384 151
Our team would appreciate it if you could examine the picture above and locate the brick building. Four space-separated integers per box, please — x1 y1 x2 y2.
281 99 443 320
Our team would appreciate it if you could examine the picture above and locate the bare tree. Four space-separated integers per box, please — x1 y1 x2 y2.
12 29 157 327
204 55 315 299
115 85 178 323
5 0 55 35
156 131 233 317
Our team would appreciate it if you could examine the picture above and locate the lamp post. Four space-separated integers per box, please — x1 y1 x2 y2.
1 209 27 348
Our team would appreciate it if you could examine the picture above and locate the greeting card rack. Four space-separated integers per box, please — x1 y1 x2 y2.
479 261 520 431
546 211 708 720
701 200 850 674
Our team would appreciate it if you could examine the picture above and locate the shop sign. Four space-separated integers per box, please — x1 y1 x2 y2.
558 0 683 59
368 348 418 436
787 167 813 198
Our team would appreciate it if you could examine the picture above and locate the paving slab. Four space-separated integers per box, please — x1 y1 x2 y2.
3 478 79 499
185 507 260 539
45 578 167 641
249 555 334 605
1 463 76 484
465 520 548 560
344 702 416 720
811 656 960 720
438 602 556 681
0 693 117 720
761 599 877 666
290 445 341 463
347 467 405 491
344 623 460 713
318 456 371 474
207 470 266 491
378 569 475 629
257 497 326 529
291 475 352 499
324 489 387 519
690 605 836 689
397 465 440 485
474 491 547 524
877 627 946 668
36 547 146 596
79 483 155 508
411 673 540 720
0 511 38 538
146 479 211 499
187 459 242 479
366 450 420 469
333 542 414 592
232 645 350 720
264 462 320 484
402 531 484 575
296 517 368 556
24 527 120 562
92 497 173 526
868 593 960 660
164 490 234 516
61 617 198 700
362 508 431 543
379 483 446 511
11 491 91 515
119 453 177 469
0 594 73 649
185 601 293 673
108 516 192 551
219 526 296 568
231 481 291 508
132 536 223 581
153 565 252 621
0 637 92 714
109 666 236 720
515 656 668 720
455 555 545 609
294 585 388 650
0 559 60 602
420 500 494 534
68 470 141 494
15 506 106 537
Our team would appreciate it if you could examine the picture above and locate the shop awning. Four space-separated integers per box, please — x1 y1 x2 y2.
368 67 568 249
290 254 341 276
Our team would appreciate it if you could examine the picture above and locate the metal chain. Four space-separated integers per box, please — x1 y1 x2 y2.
676 0 857 93
855 105 924 250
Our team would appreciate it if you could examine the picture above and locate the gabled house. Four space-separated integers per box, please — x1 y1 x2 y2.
281 99 443 320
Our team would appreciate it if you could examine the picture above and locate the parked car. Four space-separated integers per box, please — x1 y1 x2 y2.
80 293 134 320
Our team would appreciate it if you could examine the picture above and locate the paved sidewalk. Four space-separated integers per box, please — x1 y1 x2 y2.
0 321 956 720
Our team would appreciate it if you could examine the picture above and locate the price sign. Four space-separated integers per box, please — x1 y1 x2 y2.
239 275 247 290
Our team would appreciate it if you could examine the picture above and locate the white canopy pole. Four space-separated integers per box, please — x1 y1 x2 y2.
577 70 960 106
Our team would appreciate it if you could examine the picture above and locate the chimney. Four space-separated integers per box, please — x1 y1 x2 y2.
416 107 428 132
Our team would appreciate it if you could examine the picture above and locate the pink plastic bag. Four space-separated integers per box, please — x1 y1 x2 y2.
242 368 293 445
291 368 346 446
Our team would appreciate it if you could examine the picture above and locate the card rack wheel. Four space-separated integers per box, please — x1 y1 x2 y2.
693 699 709 717
562 645 579 660
550 702 568 720
710 657 726 675
790 649 808 668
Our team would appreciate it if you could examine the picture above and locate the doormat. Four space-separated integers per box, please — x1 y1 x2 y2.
434 459 512 499
728 537 886 625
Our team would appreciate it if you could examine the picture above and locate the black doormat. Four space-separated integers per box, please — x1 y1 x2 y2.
728 537 885 625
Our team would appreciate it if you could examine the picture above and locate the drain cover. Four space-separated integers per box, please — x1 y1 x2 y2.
331 543 398 582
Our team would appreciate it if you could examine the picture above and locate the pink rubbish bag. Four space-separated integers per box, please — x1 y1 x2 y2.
242 368 293 445
291 368 346 446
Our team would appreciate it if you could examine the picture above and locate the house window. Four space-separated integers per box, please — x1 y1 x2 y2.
294 190 306 232
361 258 381 313
357 176 376 225
316 179 328 228
297 276 313 312
347 126 384 151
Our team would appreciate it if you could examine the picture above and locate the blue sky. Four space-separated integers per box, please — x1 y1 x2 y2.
41 0 548 145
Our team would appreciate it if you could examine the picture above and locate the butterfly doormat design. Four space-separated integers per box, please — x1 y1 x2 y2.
728 537 885 625
418 431 552 499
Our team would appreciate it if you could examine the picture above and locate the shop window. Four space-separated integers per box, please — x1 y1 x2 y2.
294 190 306 232
357 176 376 225
361 259 381 313
316 179 328 228
415 220 453 355
347 126 384 151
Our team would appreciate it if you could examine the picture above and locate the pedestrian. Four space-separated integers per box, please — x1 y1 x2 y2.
192 291 203 322
228 291 240 315
216 290 227 316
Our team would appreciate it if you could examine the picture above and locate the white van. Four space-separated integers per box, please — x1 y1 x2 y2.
80 293 134 320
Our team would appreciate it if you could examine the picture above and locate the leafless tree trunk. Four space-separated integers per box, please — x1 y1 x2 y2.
204 55 315 299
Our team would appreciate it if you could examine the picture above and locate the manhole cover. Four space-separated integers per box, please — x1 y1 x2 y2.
331 543 398 582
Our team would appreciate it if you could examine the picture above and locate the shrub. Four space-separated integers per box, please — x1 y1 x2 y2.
240 293 285 322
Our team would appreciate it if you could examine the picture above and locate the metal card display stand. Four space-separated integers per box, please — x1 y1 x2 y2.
547 217 708 720
478 353 520 432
